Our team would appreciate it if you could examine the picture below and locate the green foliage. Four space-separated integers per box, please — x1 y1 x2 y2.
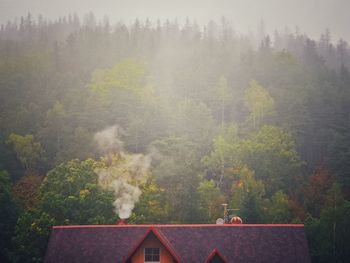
305 200 350 263
151 137 203 223
6 133 45 172
39 101 69 165
244 80 275 129
209 75 233 126
239 125 302 195
11 159 117 263
131 179 168 224
0 170 18 262
85 59 163 153
204 125 302 195
89 58 148 95
54 127 94 164
46 101 67 122
230 164 265 223
197 180 225 223
40 159 116 224
12 211 55 263
171 99 216 146
202 124 239 189
262 190 290 223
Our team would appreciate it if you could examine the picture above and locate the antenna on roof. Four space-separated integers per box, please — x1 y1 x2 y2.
216 203 242 224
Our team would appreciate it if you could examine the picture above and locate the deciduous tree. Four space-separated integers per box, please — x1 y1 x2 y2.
6 134 44 173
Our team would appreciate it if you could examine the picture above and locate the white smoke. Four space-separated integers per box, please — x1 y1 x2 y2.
112 179 142 219
94 125 124 158
94 125 151 219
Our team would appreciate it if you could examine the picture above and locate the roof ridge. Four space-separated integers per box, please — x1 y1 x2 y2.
53 224 305 229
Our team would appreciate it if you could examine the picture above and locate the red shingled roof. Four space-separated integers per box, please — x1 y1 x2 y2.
44 224 311 263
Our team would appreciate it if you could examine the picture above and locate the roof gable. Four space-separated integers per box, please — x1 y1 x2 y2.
205 249 228 263
122 227 180 263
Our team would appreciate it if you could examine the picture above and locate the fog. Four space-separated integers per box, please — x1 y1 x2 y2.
1 0 349 41
2 0 350 261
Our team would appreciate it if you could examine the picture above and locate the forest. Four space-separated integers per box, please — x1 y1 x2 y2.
0 13 350 263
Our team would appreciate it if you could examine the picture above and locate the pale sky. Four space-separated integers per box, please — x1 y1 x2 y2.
1 0 349 42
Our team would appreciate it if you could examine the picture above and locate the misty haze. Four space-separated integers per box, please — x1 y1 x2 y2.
0 0 350 263
1 0 350 41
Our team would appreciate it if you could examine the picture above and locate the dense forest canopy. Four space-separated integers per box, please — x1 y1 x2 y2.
0 13 350 263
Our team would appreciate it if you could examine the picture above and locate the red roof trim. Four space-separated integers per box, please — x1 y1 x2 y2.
53 224 304 229
121 227 181 263
205 249 229 263
151 227 181 262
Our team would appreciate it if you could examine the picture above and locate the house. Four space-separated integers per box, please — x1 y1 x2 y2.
44 224 311 263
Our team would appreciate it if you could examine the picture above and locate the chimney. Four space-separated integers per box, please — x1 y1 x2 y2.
118 219 127 225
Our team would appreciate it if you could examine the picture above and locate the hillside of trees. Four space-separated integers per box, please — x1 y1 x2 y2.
1 13 350 263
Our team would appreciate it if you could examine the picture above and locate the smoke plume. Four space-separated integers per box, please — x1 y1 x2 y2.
94 125 151 219
94 125 124 158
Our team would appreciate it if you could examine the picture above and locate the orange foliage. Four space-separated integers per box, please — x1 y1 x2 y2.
12 175 44 210
303 165 334 217
288 199 306 221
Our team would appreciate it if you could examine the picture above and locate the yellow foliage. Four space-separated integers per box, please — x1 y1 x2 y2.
79 189 90 199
